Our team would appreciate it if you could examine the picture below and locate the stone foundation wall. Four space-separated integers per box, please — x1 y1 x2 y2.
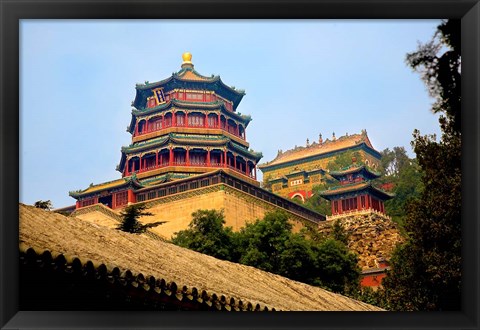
73 184 319 240
318 212 404 270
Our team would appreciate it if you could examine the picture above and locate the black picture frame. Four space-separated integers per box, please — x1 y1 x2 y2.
1 0 479 329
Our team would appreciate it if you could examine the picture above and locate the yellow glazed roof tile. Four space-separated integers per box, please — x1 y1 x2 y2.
262 132 374 168
178 70 209 81
81 178 127 194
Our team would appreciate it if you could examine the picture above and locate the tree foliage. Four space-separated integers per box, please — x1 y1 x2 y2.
327 151 362 171
382 19 461 311
172 209 236 261
34 200 53 210
378 147 423 229
117 204 165 234
173 209 360 294
314 238 359 293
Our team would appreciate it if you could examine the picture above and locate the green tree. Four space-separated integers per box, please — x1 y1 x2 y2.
34 200 53 210
378 147 423 229
331 219 349 245
117 204 165 234
237 210 294 272
172 209 235 261
326 151 362 171
237 210 360 294
314 238 360 294
382 19 461 311
302 183 334 216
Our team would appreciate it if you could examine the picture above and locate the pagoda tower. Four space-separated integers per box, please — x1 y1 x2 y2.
70 53 262 209
319 161 393 218
118 52 262 185
68 53 324 238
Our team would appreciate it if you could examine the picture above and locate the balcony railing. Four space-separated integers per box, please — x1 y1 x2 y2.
326 208 390 221
135 123 245 140
127 161 255 179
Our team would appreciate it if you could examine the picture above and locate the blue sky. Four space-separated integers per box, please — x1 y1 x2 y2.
20 20 442 208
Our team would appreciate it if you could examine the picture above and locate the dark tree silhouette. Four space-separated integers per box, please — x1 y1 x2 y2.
117 204 166 234
382 19 461 311
34 200 53 210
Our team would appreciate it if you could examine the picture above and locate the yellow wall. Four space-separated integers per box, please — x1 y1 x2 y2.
73 184 314 240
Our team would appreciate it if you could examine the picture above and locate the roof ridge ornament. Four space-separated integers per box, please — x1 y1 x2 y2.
181 52 194 69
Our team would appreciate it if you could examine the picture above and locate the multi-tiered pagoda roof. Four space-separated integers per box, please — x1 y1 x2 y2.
70 53 263 209
320 163 394 218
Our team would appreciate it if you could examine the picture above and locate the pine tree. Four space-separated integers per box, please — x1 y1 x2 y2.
117 204 165 234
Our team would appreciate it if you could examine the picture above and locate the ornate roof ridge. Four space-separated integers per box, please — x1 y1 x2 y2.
176 67 218 81
132 99 227 116
320 181 394 198
69 175 144 197
122 136 169 151
260 131 374 168
330 164 382 177
134 67 245 97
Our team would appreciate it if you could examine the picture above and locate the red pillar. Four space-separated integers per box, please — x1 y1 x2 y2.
204 114 208 128
76 201 80 209
162 115 165 128
155 152 159 167
173 112 176 127
254 165 257 180
139 156 142 171
224 150 227 168
234 155 237 170
186 149 190 166
160 153 163 166
127 189 135 204
135 122 139 136
339 199 343 214
217 113 221 128
112 193 117 209
357 196 361 211
236 125 240 137
243 127 246 140
169 147 173 166
207 149 211 166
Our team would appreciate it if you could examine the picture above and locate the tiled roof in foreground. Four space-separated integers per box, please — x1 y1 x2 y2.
19 204 382 311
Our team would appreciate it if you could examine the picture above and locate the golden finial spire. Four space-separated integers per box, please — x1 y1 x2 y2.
181 52 194 69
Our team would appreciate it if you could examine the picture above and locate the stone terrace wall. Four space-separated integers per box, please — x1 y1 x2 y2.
318 212 404 270
73 184 320 240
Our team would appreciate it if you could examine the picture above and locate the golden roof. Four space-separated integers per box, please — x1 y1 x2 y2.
178 69 209 81
19 203 382 311
260 131 375 168
79 178 127 194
